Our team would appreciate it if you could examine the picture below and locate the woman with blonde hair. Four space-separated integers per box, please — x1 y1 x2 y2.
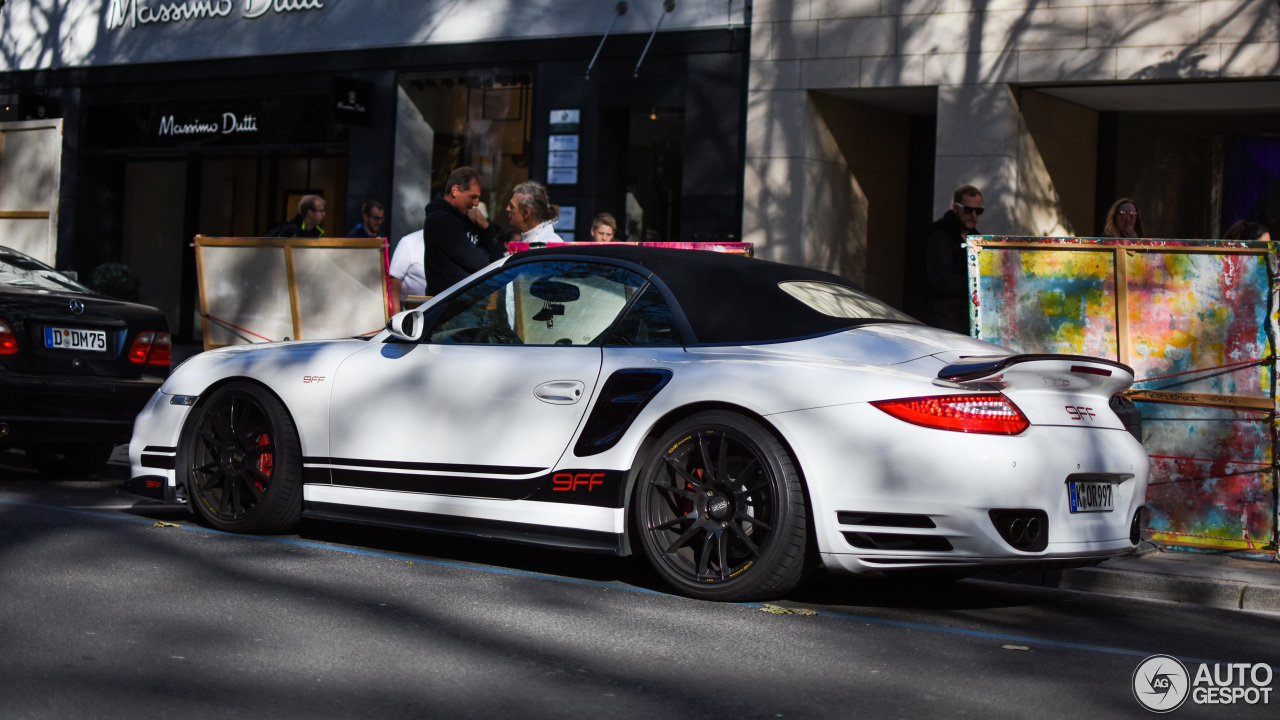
1103 198 1144 238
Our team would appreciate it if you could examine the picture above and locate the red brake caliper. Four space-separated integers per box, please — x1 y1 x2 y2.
256 433 273 490
681 468 703 515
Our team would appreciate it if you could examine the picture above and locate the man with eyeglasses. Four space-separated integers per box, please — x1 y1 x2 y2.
347 200 386 238
921 184 984 334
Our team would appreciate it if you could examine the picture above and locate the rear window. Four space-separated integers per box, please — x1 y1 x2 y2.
778 281 918 324
0 249 94 294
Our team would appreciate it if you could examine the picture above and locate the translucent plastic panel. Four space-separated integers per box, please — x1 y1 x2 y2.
0 217 52 265
199 245 292 347
292 246 386 339
0 124 60 211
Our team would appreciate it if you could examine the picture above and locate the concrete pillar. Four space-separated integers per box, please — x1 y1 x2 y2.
743 89 866 285
934 84 1070 237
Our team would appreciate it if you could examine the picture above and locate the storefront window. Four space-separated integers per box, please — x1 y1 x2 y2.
624 106 684 243
399 69 533 224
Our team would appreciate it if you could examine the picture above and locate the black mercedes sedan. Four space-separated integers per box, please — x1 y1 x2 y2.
1 245 170 476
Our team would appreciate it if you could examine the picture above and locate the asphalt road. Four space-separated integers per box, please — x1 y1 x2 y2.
2 453 1277 720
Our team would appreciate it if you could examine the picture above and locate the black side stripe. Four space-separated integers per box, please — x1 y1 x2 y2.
306 466 628 508
141 454 176 470
143 445 177 453
304 456 543 476
328 468 545 500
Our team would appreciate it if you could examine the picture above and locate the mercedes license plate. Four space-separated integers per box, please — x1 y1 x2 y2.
44 326 107 352
1068 481 1114 513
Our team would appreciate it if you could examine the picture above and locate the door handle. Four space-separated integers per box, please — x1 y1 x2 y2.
534 380 585 405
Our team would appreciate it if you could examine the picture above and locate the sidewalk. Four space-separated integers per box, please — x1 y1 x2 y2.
989 543 1280 613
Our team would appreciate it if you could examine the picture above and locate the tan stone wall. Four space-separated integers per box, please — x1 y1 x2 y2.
743 90 867 283
752 0 1279 83
1019 89 1099 235
745 0 1280 277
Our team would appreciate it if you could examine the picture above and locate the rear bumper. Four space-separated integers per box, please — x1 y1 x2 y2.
770 403 1151 574
0 373 164 445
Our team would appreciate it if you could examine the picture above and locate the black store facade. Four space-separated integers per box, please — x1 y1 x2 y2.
3 6 749 342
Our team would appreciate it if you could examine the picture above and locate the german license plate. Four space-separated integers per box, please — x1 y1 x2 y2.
1068 481 1114 513
44 326 107 352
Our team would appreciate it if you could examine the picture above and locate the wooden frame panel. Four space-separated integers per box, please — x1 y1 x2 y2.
195 235 389 349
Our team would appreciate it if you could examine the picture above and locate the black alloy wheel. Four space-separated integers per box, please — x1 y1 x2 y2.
179 382 301 534
634 411 808 601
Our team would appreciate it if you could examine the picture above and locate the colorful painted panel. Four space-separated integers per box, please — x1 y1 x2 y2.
1141 402 1275 550
974 246 1118 358
969 237 1277 553
1126 251 1272 398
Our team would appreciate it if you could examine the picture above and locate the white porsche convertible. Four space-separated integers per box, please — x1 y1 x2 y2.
130 245 1148 601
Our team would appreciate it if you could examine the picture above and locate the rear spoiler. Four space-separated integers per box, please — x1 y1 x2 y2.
938 354 1134 383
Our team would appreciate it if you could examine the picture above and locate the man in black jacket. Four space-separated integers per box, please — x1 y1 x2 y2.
921 184 983 334
423 167 503 293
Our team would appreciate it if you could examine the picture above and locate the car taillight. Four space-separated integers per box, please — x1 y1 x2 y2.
871 394 1030 435
0 320 17 355
129 331 172 366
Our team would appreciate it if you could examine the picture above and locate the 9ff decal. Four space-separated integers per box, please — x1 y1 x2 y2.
303 376 326 384
553 472 604 491
1065 405 1095 421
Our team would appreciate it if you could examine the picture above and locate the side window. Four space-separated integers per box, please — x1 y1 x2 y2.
427 260 646 346
604 284 683 346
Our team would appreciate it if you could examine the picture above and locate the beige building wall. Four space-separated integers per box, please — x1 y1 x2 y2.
1019 89 1098 236
746 0 1280 280
744 88 868 282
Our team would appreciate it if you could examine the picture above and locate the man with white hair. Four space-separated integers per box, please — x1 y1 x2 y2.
506 181 561 246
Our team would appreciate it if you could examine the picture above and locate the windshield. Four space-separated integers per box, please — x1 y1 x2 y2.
0 248 96 294
778 281 919 324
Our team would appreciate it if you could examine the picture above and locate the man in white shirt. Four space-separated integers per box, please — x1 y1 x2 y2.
387 229 427 313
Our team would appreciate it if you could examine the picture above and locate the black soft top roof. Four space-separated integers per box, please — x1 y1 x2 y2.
513 244 903 344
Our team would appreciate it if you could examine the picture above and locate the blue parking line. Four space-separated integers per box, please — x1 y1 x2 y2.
2 497 1271 670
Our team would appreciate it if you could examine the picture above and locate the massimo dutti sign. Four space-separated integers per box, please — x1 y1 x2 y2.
85 96 336 149
106 0 325 30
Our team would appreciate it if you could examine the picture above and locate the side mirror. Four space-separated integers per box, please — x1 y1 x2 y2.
386 310 425 341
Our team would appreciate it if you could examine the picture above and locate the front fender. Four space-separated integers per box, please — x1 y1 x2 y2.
157 339 371 457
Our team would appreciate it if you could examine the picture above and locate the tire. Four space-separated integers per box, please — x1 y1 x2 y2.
632 411 809 601
25 442 116 478
177 381 302 534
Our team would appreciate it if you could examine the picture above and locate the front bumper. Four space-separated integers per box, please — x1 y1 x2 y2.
769 402 1151 574
127 390 195 504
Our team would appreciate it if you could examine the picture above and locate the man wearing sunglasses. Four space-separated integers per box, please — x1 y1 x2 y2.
921 184 984 335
